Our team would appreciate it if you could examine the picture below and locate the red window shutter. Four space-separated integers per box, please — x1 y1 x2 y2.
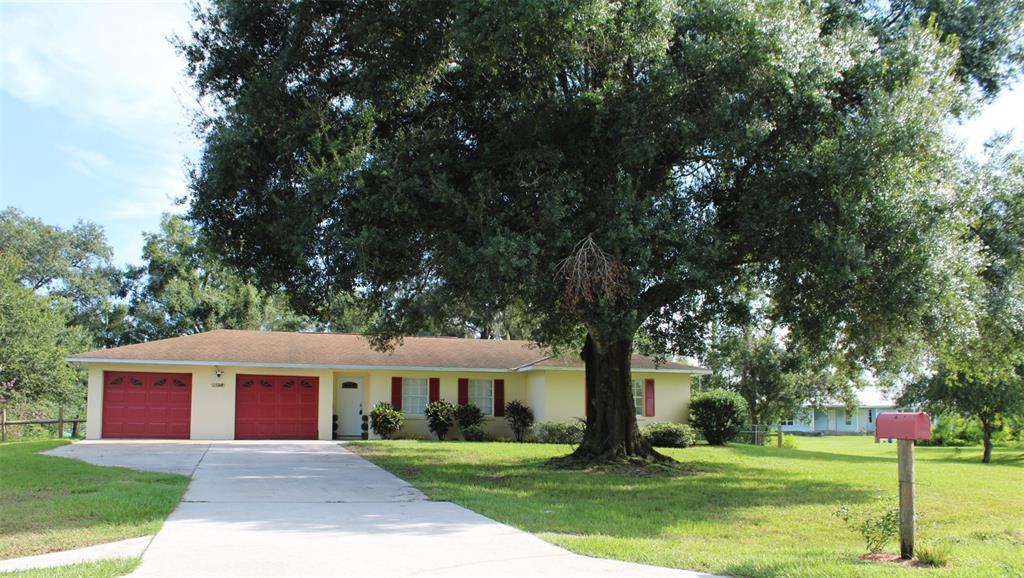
458 378 469 405
493 379 505 416
429 377 440 402
644 379 656 417
391 377 403 411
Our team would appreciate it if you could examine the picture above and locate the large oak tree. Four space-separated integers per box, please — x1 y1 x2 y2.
181 0 1021 462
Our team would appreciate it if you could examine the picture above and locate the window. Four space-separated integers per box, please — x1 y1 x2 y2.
469 379 494 416
402 378 428 416
781 417 794 426
844 410 853 425
868 408 874 423
632 380 644 416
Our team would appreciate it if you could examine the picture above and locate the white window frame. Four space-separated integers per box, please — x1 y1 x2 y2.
781 417 794 426
631 379 644 416
868 408 875 423
402 377 428 416
468 379 494 416
844 410 853 426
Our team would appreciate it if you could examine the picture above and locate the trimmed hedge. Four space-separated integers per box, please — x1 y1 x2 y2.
535 420 585 444
641 422 696 448
690 389 748 445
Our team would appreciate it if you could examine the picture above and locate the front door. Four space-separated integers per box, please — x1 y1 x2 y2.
336 377 363 437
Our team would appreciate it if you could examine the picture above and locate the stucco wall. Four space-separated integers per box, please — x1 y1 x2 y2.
85 363 335 440
363 370 527 439
526 370 692 426
364 369 692 440
84 362 695 441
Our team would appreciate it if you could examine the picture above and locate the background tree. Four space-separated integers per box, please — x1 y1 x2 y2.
902 142 1024 463
701 316 858 432
0 255 91 413
181 0 1019 463
0 207 129 348
124 215 315 341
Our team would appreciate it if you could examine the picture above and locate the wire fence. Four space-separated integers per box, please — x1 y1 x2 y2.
736 423 784 446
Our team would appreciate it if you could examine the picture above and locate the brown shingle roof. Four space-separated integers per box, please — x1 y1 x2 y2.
68 329 707 373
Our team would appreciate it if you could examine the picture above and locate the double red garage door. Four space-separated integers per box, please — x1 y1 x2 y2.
102 371 318 440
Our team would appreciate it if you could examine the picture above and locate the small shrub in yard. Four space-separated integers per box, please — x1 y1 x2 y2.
689 389 748 445
504 400 535 442
425 400 457 440
833 499 900 554
369 402 404 439
455 403 485 437
770 433 799 449
641 422 696 448
916 543 952 567
536 420 585 444
461 424 487 441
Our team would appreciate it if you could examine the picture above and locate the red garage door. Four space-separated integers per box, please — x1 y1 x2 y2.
102 371 192 439
235 375 319 439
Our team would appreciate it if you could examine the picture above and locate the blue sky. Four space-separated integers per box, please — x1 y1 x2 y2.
1 2 1022 266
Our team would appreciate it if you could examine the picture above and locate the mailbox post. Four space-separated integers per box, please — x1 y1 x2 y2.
875 412 931 560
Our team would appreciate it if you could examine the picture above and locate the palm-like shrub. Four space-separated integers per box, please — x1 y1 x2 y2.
369 402 404 439
425 400 457 440
504 400 535 442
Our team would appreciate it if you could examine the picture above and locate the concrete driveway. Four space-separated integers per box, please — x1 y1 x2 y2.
48 441 716 577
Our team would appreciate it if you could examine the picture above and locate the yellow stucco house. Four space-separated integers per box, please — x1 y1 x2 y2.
68 330 707 441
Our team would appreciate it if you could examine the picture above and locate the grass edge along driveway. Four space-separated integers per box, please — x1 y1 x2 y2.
349 437 1024 578
0 440 189 560
0 558 140 578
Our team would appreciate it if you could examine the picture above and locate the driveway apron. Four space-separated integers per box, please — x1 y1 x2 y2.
55 441 716 577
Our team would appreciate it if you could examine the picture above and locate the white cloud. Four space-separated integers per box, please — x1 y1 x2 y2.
109 162 189 220
1 1 196 137
1 0 199 262
60 143 112 176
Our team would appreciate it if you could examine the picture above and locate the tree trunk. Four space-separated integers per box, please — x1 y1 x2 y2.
982 421 993 464
565 332 666 463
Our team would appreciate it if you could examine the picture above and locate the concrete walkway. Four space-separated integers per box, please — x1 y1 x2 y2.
45 441 719 577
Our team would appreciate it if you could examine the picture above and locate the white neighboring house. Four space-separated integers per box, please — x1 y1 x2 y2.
780 387 898 435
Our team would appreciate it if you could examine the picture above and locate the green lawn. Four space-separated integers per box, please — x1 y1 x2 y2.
0 441 189 560
350 437 1024 578
0 558 139 578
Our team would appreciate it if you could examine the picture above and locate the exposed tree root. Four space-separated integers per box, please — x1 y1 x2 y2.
547 446 689 476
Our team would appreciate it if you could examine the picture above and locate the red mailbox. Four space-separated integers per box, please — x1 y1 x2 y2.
875 412 931 440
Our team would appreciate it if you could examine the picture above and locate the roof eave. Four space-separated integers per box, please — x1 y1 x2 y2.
65 357 518 373
66 356 712 374
514 365 712 375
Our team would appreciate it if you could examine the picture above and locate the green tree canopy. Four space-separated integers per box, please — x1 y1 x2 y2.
0 255 90 408
902 142 1024 463
701 315 860 429
125 214 315 341
0 207 128 348
181 0 1016 462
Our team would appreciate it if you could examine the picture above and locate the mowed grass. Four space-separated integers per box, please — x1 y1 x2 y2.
0 441 189 560
350 437 1024 578
0 558 139 578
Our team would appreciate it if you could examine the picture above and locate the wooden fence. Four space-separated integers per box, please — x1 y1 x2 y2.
1 407 85 442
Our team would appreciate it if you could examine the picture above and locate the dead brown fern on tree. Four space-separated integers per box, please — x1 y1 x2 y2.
555 235 628 310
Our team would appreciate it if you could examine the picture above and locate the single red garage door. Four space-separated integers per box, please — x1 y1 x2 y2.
102 371 192 439
235 375 319 439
